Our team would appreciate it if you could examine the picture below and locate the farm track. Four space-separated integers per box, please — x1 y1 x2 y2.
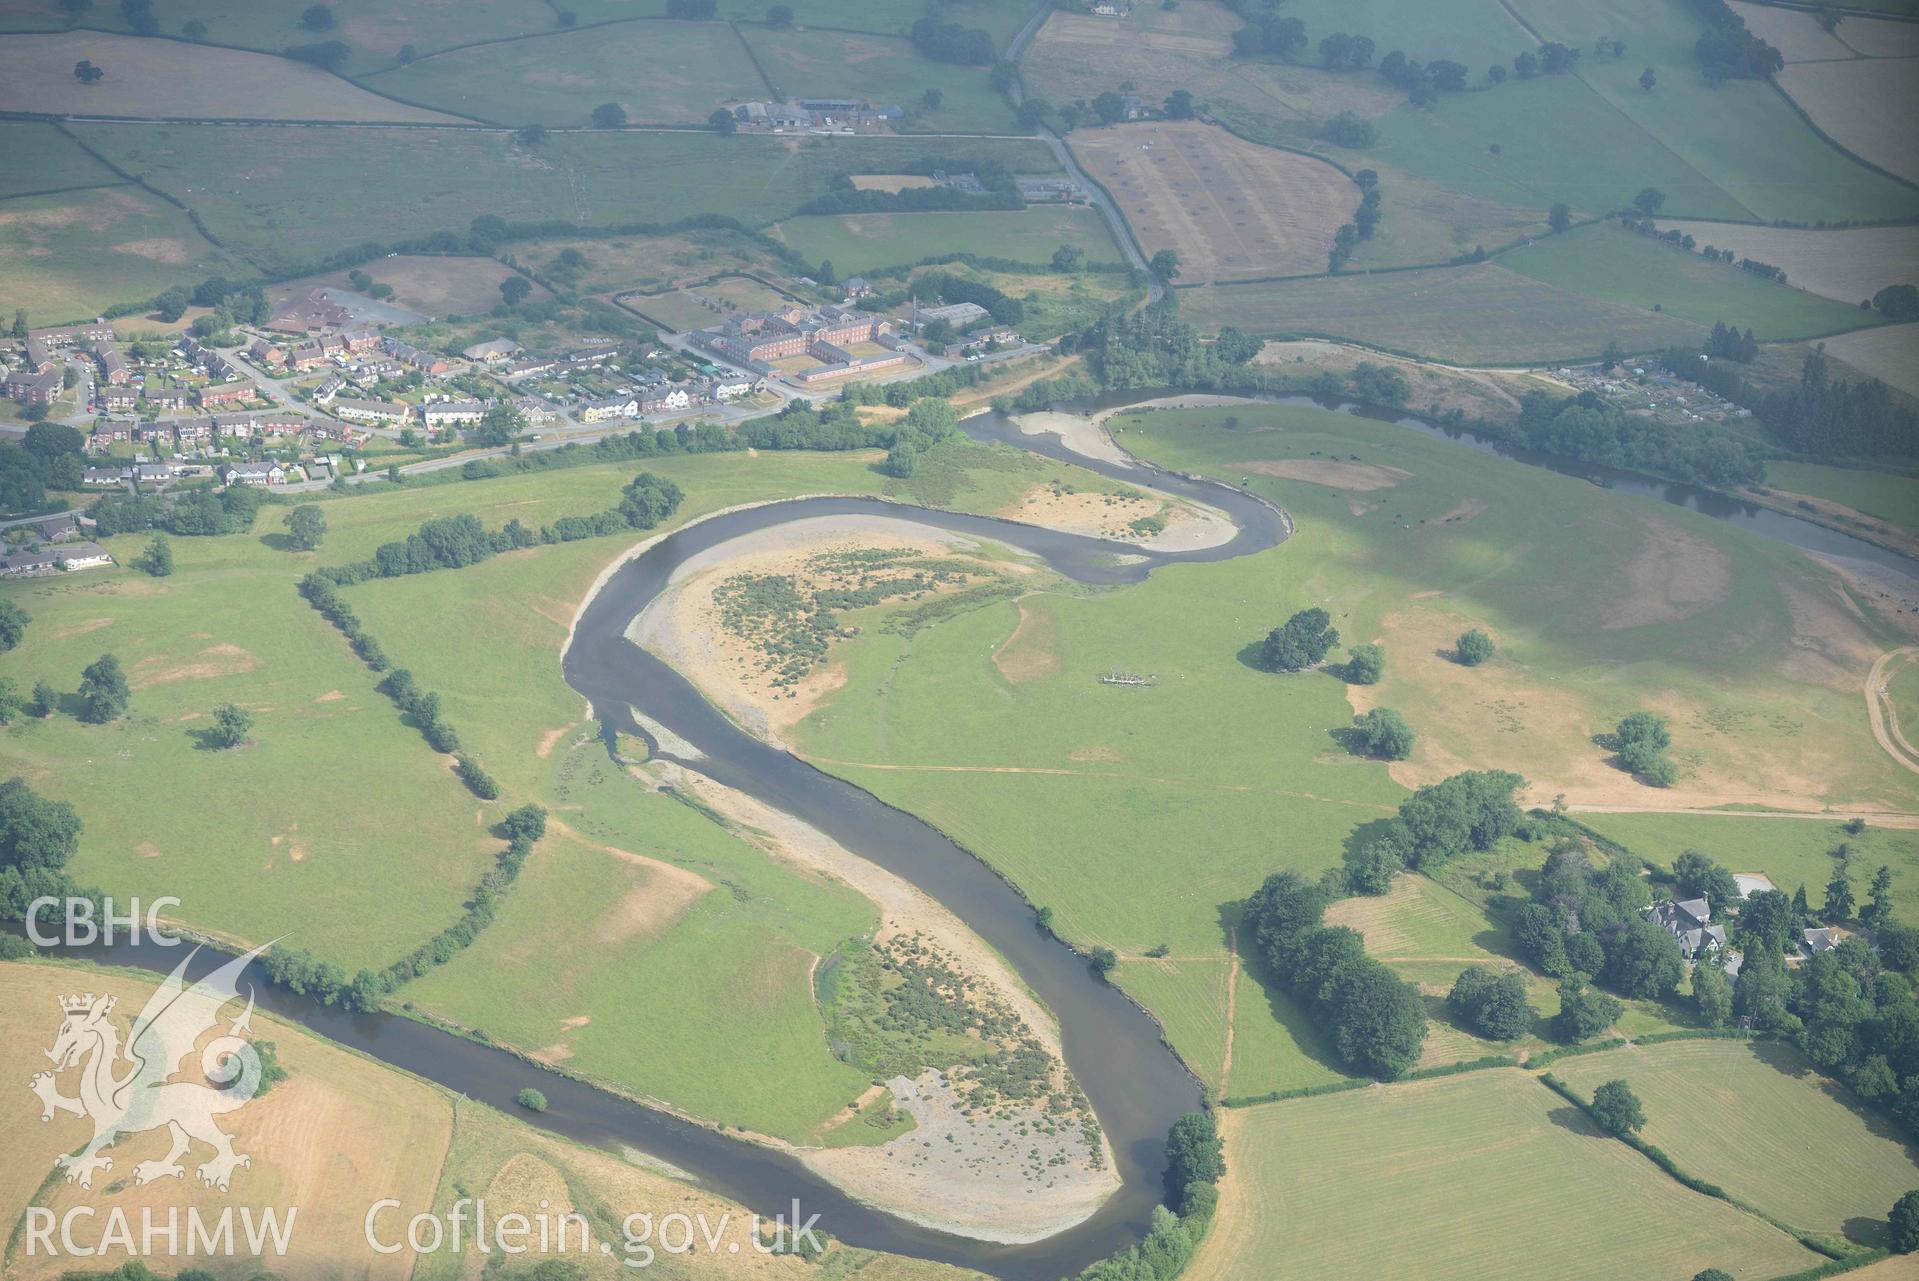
1867 645 1919 776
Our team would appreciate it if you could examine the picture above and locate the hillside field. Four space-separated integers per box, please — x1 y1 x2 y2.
740 27 1020 134
1553 1039 1919 1247
0 185 243 324
770 207 1122 274
1185 1070 1821 1281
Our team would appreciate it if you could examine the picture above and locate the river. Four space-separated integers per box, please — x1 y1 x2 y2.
28 392 1917 1280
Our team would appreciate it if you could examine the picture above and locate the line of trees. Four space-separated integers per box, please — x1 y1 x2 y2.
88 484 265 539
1509 388 1766 486
0 778 88 925
1687 0 1784 82
1243 870 1428 1078
909 15 994 65
1071 1113 1221 1280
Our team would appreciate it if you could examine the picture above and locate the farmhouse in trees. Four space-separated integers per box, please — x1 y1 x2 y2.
728 99 902 132
1647 898 1727 961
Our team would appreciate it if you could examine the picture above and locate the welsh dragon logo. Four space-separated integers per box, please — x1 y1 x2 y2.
29 944 270 1192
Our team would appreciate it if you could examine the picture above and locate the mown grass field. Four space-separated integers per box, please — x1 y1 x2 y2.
1499 222 1878 340
1283 0 1537 66
1574 812 1919 913
1553 1039 1919 1248
1186 1070 1821 1281
1179 262 1709 360
1 961 452 1281
740 28 1019 134
770 207 1121 274
558 0 1046 50
65 123 1062 277
362 20 767 126
1764 462 1919 540
0 184 244 323
1652 220 1919 306
1823 323 1919 398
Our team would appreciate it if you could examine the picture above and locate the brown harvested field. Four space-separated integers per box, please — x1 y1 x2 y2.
1836 14 1919 57
1024 11 1401 148
1 961 452 1280
1777 58 1919 184
1729 0 1855 59
1652 220 1919 303
851 174 939 191
0 32 459 121
268 254 546 317
1822 322 1919 396
1070 121 1355 282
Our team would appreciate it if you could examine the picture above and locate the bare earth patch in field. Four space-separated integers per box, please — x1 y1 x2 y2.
1653 220 1919 303
1601 515 1734 630
0 33 457 121
1 962 452 1281
1242 458 1413 490
1776 58 1919 184
994 599 1063 684
850 174 938 191
129 641 262 686
1070 121 1356 282
1821 323 1919 396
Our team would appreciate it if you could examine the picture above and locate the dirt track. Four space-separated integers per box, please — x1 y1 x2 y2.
1867 646 1919 777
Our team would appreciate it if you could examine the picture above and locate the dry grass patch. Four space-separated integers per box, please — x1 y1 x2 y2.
1241 458 1412 491
1 961 453 1281
0 32 458 121
850 174 938 191
268 255 539 318
1071 121 1355 282
1776 58 1919 184
993 599 1063 684
1652 220 1919 304
1822 322 1919 396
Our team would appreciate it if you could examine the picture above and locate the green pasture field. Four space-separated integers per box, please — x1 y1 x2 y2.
556 0 1047 51
0 122 120 197
1574 811 1919 913
623 273 798 333
0 535 501 970
1194 1071 1821 1281
905 262 1142 341
0 185 245 325
515 227 784 296
769 207 1122 274
1179 262 1709 360
1764 462 1919 539
1115 404 1917 815
1509 0 1919 224
362 20 767 126
1282 0 1536 67
1346 164 1552 271
10 0 558 75
740 28 1019 134
1338 38 1919 226
399 752 879 1143
1553 1039 1919 1247
64 123 1063 277
1499 222 1877 340
1117 956 1233 1091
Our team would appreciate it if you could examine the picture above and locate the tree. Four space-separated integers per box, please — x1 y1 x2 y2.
1354 707 1415 760
1590 1079 1645 1136
1633 186 1666 215
300 3 334 30
514 124 548 146
1447 966 1532 1040
1673 849 1741 915
1455 628 1495 666
1692 958 1733 1028
31 680 58 719
1164 1111 1223 1195
1549 202 1571 233
665 0 717 16
1604 919 1685 999
1694 1269 1734 1281
1892 1191 1919 1254
919 87 943 112
0 601 28 652
10 310 25 340
1163 88 1195 119
590 101 627 128
397 42 417 62
467 404 524 450
283 505 326 552
207 702 252 749
1612 710 1676 786
1866 864 1894 929
1051 244 1086 273
133 534 172 577
499 276 533 307
515 1087 548 1112
1825 865 1855 923
708 107 737 134
1639 66 1656 92
72 59 104 83
1344 642 1384 685
1092 90 1127 124
1343 833 1406 895
1149 249 1181 282
1263 607 1339 671
1873 284 1919 322
1089 945 1118 976
766 3 793 24
77 653 130 723
1552 977 1621 1043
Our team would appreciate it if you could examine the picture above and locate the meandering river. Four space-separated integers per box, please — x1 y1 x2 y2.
38 393 1918 1280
